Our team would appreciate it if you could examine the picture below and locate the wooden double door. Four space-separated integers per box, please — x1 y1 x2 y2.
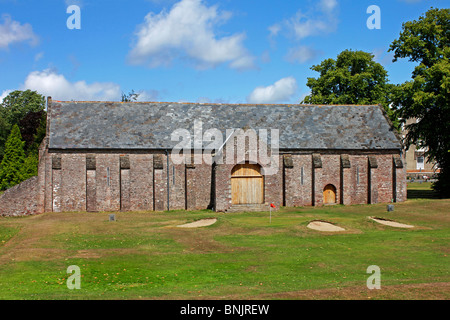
231 163 264 204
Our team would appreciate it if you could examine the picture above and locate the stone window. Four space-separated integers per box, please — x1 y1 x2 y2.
301 167 304 185
356 166 360 185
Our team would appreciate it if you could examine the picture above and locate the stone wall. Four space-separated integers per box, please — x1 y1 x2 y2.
0 176 42 216
0 148 407 216
284 152 406 207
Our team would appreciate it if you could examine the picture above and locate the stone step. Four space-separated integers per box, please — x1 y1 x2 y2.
225 204 275 213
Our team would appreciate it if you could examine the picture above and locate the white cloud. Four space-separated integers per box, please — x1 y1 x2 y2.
269 0 339 41
247 77 298 104
268 0 337 65
128 0 255 70
319 0 338 14
0 90 12 103
20 69 121 101
372 47 394 66
0 14 39 49
134 89 160 102
34 51 44 62
285 46 321 64
268 24 281 38
2 70 165 102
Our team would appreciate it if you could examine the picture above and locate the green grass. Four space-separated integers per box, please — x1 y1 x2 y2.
407 181 440 199
0 183 448 300
0 225 20 246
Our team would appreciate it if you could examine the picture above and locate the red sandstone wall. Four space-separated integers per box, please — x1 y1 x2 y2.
186 161 213 210
129 154 153 211
61 153 87 212
284 154 313 207
284 153 405 208
214 162 233 212
372 154 394 203
348 155 369 204
0 176 41 216
314 154 341 206
0 149 407 216
96 154 120 211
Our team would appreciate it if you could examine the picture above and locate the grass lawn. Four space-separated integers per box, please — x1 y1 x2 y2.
0 182 448 300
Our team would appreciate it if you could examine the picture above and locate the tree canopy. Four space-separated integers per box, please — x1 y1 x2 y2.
389 7 450 196
0 125 27 190
301 49 397 128
0 90 45 161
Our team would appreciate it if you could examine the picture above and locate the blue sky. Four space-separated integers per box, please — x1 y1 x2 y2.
0 0 446 104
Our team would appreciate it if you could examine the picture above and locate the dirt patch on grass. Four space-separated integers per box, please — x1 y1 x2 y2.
235 282 450 300
168 228 237 254
0 248 68 262
369 217 414 228
73 250 102 259
307 220 345 232
0 215 69 263
177 218 217 228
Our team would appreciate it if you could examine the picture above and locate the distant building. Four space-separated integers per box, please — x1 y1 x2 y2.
403 118 439 179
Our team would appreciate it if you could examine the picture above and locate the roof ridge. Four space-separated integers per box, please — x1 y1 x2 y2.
52 100 380 107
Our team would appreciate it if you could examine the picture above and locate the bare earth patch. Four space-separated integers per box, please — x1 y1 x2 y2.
369 217 414 228
177 218 217 228
307 220 345 232
248 282 450 300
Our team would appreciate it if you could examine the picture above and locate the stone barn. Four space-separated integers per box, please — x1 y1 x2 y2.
0 98 406 216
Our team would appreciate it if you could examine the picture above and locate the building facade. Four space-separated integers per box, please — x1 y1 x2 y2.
403 118 439 179
0 98 406 216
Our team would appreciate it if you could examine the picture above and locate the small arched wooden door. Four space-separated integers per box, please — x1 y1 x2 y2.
323 184 336 204
231 163 264 204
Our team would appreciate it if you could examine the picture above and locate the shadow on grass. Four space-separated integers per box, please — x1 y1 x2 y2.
406 181 446 200
407 189 440 199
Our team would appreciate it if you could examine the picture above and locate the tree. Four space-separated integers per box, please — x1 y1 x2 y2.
301 49 398 128
17 110 47 181
22 152 39 181
121 90 140 102
0 90 45 161
0 125 27 190
388 8 450 197
19 110 47 152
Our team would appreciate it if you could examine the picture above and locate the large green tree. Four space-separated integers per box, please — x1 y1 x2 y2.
18 110 47 182
18 110 47 153
389 8 450 197
301 49 398 128
0 125 27 190
0 90 45 161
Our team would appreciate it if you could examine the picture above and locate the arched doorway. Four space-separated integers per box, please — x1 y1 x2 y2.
231 163 264 204
323 184 336 204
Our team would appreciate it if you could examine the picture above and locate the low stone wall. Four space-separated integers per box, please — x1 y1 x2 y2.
0 176 41 216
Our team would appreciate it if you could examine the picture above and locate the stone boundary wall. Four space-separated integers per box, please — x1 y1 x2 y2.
0 176 42 216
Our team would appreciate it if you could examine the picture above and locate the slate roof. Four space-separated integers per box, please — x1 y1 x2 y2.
48 101 402 150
